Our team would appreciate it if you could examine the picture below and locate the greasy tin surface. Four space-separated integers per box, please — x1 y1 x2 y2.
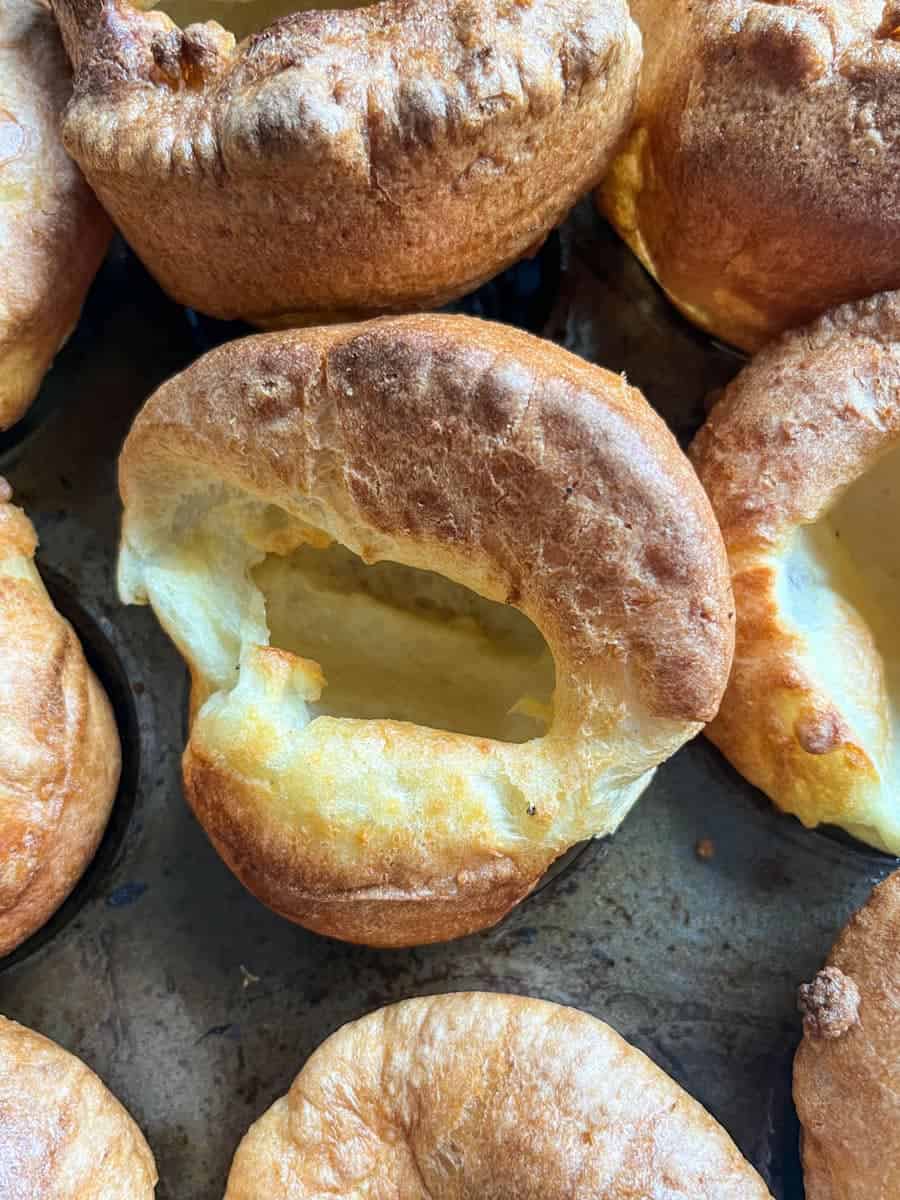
0 210 895 1198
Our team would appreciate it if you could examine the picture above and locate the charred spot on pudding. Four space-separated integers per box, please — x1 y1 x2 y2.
149 24 235 87
730 6 832 85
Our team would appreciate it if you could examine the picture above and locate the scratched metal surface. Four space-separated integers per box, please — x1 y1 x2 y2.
1 201 894 1200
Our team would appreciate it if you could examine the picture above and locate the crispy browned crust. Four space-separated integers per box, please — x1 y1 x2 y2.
0 0 110 431
184 749 546 947
794 870 900 1200
690 291 900 848
0 1016 157 1197
50 0 640 326
119 314 734 946
122 314 734 721
226 993 772 1198
0 490 121 957
599 0 900 352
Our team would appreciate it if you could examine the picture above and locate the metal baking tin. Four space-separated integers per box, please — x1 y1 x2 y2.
1 202 894 1200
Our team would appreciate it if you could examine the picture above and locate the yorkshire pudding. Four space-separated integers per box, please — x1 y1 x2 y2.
0 0 110 430
225 993 772 1198
691 291 900 854
0 482 121 956
794 869 900 1200
118 314 734 947
599 0 900 352
0 1015 157 1197
49 0 641 328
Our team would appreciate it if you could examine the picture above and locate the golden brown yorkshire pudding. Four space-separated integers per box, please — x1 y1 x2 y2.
0 481 120 956
0 1015 157 1197
225 993 773 1199
794 870 900 1200
691 291 900 854
49 0 641 328
598 0 900 353
0 0 110 431
118 314 734 947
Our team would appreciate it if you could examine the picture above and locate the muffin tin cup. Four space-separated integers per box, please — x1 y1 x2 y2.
0 203 894 1199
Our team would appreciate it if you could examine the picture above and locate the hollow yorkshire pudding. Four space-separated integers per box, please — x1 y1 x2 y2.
598 0 900 353
691 291 900 854
49 0 641 328
0 481 120 956
0 0 110 431
226 993 772 1198
794 870 900 1200
118 314 734 947
0 1015 158 1197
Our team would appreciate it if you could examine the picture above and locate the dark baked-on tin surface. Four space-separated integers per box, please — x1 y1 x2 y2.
1 203 893 1200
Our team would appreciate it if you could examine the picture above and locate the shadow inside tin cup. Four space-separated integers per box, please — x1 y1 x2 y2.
533 836 603 896
693 732 899 880
809 822 900 867
0 386 65 473
0 569 141 972
752 781 900 874
745 1031 805 1200
0 242 128 473
445 232 562 334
